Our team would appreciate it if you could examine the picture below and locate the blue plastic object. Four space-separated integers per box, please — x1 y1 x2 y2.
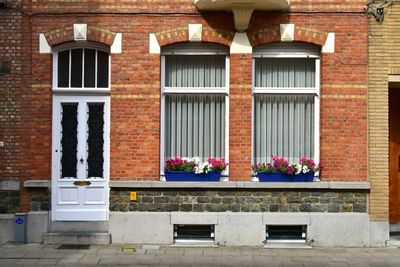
165 172 221 182
258 172 314 182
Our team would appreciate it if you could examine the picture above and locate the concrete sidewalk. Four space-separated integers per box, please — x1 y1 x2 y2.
1 243 400 266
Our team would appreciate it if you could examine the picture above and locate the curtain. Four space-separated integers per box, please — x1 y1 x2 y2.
254 94 314 164
255 58 315 88
165 94 225 161
165 55 225 88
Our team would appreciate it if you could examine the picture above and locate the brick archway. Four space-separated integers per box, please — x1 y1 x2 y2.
248 25 328 47
155 26 235 47
44 26 116 47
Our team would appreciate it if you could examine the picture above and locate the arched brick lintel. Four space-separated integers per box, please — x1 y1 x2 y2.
155 26 235 47
248 25 328 47
44 26 116 47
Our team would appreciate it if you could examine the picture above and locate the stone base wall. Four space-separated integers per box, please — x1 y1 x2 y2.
30 188 50 211
0 190 19 213
110 189 367 213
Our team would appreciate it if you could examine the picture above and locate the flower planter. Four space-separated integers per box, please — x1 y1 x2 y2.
258 172 314 182
165 171 221 182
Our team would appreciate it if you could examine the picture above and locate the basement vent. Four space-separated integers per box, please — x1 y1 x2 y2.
0 61 10 74
266 225 306 243
174 225 215 244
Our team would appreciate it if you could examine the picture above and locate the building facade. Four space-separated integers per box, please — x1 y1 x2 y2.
0 0 388 246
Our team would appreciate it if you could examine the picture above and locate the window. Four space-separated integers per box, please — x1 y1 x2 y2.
53 43 110 92
252 43 320 165
160 43 229 176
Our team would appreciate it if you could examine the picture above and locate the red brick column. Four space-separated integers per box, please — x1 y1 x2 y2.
229 54 252 181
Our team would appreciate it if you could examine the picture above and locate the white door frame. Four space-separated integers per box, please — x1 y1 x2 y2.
51 95 111 221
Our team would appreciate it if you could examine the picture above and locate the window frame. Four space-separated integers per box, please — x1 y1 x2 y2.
160 45 230 179
52 43 111 94
251 45 321 177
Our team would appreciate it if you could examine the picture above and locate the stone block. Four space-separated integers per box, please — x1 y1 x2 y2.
27 211 48 243
0 214 14 243
216 213 264 246
109 212 172 244
308 213 370 247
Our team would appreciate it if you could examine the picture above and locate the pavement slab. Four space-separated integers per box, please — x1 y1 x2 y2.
2 243 400 266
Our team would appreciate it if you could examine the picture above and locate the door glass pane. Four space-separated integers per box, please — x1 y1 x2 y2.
255 58 315 88
165 94 225 162
97 51 109 88
84 49 96 87
87 103 104 178
61 103 78 179
58 50 69 87
71 49 83 87
165 55 226 88
253 94 314 164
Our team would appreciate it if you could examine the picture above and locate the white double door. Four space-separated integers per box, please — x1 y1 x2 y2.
52 95 110 221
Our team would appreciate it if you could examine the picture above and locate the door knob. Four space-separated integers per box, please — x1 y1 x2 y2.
80 157 84 164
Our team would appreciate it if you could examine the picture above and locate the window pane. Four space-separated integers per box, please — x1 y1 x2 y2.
61 103 78 179
71 49 83 87
255 58 315 88
87 103 104 178
165 55 225 87
165 94 225 161
253 94 314 164
84 49 96 87
58 50 69 87
97 51 109 88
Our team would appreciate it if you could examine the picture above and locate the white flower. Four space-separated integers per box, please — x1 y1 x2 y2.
302 165 310 174
295 164 302 175
195 162 212 174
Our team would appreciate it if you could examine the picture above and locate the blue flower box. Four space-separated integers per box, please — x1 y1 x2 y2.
165 172 221 182
258 172 314 182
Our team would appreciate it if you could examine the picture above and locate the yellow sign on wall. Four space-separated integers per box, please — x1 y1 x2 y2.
130 192 137 201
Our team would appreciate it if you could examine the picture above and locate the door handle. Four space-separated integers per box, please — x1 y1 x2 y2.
73 181 91 186
80 156 84 164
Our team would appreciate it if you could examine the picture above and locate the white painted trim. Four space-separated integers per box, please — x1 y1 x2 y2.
111 33 122 54
39 33 51 54
253 54 319 58
163 87 228 94
149 33 161 54
314 58 321 168
188 24 202 42
52 95 110 221
160 54 230 178
52 44 111 94
53 42 110 52
230 33 252 54
322 32 335 54
389 75 400 82
253 88 318 94
251 55 321 166
280 24 295 42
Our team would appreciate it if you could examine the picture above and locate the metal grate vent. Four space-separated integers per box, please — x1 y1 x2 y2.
266 225 306 243
174 225 214 244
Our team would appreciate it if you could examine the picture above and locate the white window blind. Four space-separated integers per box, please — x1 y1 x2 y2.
253 94 314 164
165 94 225 161
161 43 229 174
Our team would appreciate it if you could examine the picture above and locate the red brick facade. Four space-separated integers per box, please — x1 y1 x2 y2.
0 1 368 212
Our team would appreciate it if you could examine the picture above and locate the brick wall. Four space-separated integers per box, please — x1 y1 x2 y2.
367 4 400 222
6 1 369 211
0 1 23 182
